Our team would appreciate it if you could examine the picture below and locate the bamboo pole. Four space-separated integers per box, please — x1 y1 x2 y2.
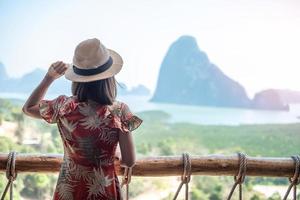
0 153 296 177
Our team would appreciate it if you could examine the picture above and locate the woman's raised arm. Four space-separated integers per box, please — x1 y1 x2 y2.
22 61 67 118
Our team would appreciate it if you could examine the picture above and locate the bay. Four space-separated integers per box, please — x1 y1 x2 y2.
118 95 300 125
1 92 300 125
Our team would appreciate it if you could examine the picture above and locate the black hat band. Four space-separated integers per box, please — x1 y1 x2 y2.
73 56 113 76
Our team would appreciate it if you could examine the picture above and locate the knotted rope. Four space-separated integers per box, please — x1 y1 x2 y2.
173 153 192 200
283 155 300 200
121 166 132 200
226 152 247 200
1 151 17 200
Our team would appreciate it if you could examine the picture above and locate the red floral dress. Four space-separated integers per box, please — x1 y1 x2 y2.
39 95 142 200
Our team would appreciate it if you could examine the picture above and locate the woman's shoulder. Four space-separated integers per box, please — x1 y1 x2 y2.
108 100 142 133
108 100 127 116
110 101 136 120
39 95 77 123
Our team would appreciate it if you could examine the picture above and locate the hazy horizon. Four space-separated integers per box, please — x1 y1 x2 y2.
1 0 300 98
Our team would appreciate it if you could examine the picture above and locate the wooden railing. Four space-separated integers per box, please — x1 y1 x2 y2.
0 153 296 177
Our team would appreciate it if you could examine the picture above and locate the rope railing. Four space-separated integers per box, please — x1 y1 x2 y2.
226 152 247 200
0 153 299 200
0 153 297 177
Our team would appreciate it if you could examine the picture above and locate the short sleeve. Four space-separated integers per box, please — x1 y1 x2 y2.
120 103 143 134
39 95 68 124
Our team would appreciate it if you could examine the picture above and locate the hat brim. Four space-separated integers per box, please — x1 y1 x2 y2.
64 49 123 82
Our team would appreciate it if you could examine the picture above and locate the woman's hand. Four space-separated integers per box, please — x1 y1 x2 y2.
46 61 68 80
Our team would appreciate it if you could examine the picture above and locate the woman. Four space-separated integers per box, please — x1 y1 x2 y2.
22 38 142 200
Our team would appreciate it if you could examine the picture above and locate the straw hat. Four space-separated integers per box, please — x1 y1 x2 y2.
65 38 123 82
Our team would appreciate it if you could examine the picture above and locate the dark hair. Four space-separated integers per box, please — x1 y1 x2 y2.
71 77 117 105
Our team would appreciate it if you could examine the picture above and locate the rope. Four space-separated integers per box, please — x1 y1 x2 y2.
226 152 247 200
121 166 132 200
1 151 17 200
283 155 300 200
173 153 192 200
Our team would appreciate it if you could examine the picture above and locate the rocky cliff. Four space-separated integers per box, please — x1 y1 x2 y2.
151 35 251 108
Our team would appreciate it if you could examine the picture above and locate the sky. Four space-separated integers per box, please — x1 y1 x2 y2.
0 0 299 98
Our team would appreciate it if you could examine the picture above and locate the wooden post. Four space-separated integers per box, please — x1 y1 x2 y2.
0 153 296 177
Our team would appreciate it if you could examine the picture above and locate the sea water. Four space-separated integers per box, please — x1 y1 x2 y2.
119 95 300 125
1 93 300 125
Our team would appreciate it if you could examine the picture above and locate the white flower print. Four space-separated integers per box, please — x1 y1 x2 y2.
86 167 114 199
80 115 102 130
60 117 78 142
96 128 118 145
56 159 77 200
67 158 92 182
61 117 78 133
78 104 97 116
78 104 117 130
78 105 102 130
56 182 74 200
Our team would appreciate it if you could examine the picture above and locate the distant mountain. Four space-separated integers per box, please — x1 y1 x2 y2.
128 84 151 96
151 35 300 111
117 83 150 96
151 35 252 108
251 89 300 111
0 67 72 95
252 89 289 111
0 65 150 97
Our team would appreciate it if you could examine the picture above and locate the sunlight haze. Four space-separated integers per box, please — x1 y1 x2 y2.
0 0 299 97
